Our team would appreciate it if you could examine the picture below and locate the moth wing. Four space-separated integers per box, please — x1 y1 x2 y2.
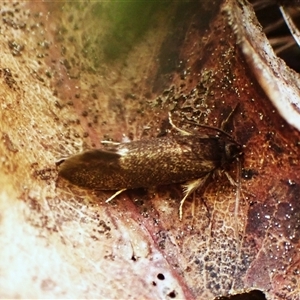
58 149 122 176
78 149 122 162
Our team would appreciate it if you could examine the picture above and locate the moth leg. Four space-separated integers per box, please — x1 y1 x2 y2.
224 171 255 197
225 161 254 242
168 112 191 136
179 173 211 220
101 140 121 145
191 192 196 218
224 167 241 240
224 171 237 186
105 188 127 203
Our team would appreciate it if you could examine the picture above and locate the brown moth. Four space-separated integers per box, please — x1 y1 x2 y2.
58 109 243 220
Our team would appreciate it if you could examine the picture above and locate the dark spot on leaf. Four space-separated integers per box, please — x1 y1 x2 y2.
167 290 176 298
215 289 266 300
131 254 137 261
242 168 258 180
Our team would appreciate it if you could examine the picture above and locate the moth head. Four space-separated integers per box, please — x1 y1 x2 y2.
224 140 243 163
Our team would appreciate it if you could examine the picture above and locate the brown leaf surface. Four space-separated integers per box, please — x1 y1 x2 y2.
1 1 300 299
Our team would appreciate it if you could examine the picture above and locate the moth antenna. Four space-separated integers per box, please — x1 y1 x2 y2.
184 119 239 141
184 104 241 142
220 103 240 131
105 189 127 203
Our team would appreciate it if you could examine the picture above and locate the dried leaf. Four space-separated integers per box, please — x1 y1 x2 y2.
1 1 300 299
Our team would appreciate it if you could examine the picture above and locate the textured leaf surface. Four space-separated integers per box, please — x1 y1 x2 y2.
0 1 299 299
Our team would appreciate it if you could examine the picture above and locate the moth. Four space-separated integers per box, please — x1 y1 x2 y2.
57 108 243 220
